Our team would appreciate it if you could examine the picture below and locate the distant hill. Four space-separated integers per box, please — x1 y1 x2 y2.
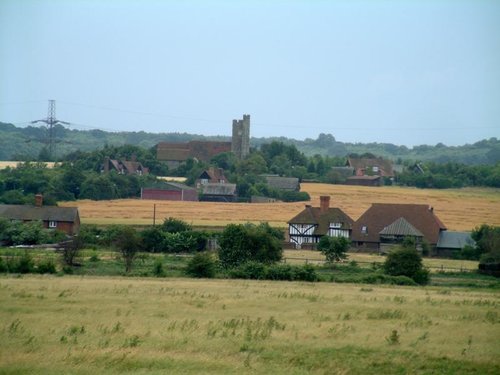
1 122 499 165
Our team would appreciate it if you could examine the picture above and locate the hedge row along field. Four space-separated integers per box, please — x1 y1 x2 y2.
61 184 500 230
1 275 499 374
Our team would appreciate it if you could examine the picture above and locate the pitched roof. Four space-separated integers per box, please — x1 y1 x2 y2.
0 204 79 223
380 217 423 237
288 206 354 235
200 167 226 182
347 157 394 177
352 203 446 244
156 141 231 162
437 231 475 249
265 176 300 191
201 183 237 196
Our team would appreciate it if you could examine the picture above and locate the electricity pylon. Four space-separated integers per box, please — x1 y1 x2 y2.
31 99 70 160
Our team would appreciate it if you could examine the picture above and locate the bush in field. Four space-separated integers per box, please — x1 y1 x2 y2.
111 226 141 273
218 222 283 268
37 259 57 274
186 252 216 278
292 264 318 282
265 264 293 281
229 261 266 280
10 252 35 274
228 262 318 282
152 258 166 277
317 236 350 263
383 246 429 285
161 217 192 233
0 257 7 273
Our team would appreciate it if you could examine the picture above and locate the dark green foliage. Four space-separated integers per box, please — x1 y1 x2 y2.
152 259 166 277
218 223 283 268
12 252 35 274
0 257 7 273
0 219 62 246
318 236 350 263
161 217 192 233
473 225 500 261
111 226 141 273
140 227 165 253
383 246 429 285
185 252 216 278
36 259 57 274
228 262 318 282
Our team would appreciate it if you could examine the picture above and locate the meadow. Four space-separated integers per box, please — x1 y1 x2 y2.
60 183 500 231
1 275 499 374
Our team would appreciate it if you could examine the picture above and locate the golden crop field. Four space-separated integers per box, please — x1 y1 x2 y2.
60 183 500 231
0 161 56 169
0 275 499 374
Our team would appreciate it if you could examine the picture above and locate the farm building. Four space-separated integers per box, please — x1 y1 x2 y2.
200 183 237 202
265 176 300 191
352 203 447 252
141 183 198 201
196 167 227 188
0 195 80 235
102 157 149 175
157 114 250 168
435 231 475 257
345 175 382 187
288 196 354 249
347 156 394 178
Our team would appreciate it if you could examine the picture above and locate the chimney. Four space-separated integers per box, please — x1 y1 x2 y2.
320 196 330 213
35 194 43 207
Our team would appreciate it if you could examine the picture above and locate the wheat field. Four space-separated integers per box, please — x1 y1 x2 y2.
1 275 499 374
60 184 500 231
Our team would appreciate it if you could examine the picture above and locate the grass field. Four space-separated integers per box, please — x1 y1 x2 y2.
1 275 499 374
60 184 500 231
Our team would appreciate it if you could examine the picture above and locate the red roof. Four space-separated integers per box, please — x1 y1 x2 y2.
352 203 447 244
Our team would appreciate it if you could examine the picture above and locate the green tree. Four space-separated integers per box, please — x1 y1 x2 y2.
186 252 216 278
218 222 283 268
317 236 350 263
161 217 192 233
383 245 429 285
112 226 141 273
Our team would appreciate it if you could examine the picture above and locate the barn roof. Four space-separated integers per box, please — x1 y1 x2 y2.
288 206 354 235
201 183 237 196
437 231 475 250
265 176 300 191
347 157 394 177
352 203 446 244
380 217 423 237
0 204 79 223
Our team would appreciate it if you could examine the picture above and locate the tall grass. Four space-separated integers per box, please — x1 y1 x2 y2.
0 275 499 374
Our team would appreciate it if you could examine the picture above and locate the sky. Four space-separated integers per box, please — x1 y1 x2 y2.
0 0 499 147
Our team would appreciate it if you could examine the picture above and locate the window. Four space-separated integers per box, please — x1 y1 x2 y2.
361 225 367 234
330 222 342 228
49 221 57 228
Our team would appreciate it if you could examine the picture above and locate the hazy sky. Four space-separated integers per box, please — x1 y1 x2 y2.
1 0 499 146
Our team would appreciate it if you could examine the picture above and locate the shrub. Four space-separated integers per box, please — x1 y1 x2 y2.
292 264 318 282
12 252 35 273
37 259 57 274
229 261 266 280
152 258 166 277
383 246 429 285
265 264 293 281
318 236 350 263
186 252 216 278
0 257 7 273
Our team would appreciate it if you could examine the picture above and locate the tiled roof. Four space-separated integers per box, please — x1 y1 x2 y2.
0 204 79 223
347 157 394 177
265 176 300 191
288 206 354 236
352 203 446 244
380 217 423 237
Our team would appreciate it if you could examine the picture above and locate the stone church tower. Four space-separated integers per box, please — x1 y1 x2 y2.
231 114 250 159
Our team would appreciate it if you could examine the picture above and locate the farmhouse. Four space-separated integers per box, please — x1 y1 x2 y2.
345 175 382 187
141 182 198 201
196 167 227 188
102 157 149 175
288 196 354 249
352 203 447 252
347 156 394 178
0 195 80 235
